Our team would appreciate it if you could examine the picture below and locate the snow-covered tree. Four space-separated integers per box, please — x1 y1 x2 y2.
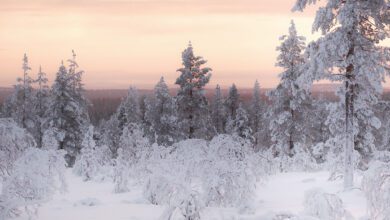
2 54 35 131
175 42 214 139
46 52 89 166
211 84 226 134
32 66 50 148
226 103 254 142
224 83 240 120
145 77 178 146
118 87 141 125
0 118 35 179
294 0 390 189
104 86 141 156
249 80 265 145
0 148 67 220
268 20 310 157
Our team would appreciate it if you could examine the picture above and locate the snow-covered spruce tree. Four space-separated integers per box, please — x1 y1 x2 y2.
211 84 226 134
145 77 178 146
0 148 67 220
294 0 390 189
46 52 89 166
0 118 35 180
268 20 311 157
2 54 35 131
108 86 142 154
32 66 50 148
226 103 254 142
249 80 265 146
175 42 214 139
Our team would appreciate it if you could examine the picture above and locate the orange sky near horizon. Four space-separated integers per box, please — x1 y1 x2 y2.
0 0 388 90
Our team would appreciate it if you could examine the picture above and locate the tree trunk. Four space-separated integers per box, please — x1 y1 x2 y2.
344 59 355 189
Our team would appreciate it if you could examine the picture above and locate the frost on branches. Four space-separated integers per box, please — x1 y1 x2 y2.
293 0 390 189
0 148 67 220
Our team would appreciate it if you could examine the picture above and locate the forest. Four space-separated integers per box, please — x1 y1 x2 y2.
1 0 390 219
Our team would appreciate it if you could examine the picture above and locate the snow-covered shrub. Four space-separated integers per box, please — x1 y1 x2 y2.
0 118 35 179
143 139 208 205
202 135 256 212
362 161 390 220
0 148 67 220
143 135 257 213
303 189 352 220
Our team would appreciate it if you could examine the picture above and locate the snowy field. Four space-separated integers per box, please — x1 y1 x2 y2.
12 170 367 220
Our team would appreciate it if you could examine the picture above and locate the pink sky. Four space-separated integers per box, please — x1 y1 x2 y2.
0 0 387 89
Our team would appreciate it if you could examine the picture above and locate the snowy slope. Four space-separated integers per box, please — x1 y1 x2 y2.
13 170 367 220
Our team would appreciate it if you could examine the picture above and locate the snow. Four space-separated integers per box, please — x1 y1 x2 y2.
12 170 367 220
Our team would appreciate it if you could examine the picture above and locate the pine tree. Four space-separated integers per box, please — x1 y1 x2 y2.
294 0 390 188
249 80 264 145
268 20 310 157
211 85 226 134
175 42 214 139
145 77 178 146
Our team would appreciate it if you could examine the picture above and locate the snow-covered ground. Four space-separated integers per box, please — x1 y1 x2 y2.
14 170 367 220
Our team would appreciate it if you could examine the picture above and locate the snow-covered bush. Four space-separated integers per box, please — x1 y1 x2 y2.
0 118 35 179
0 148 67 220
362 161 390 220
202 135 256 212
143 139 207 205
142 135 257 213
303 189 352 220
